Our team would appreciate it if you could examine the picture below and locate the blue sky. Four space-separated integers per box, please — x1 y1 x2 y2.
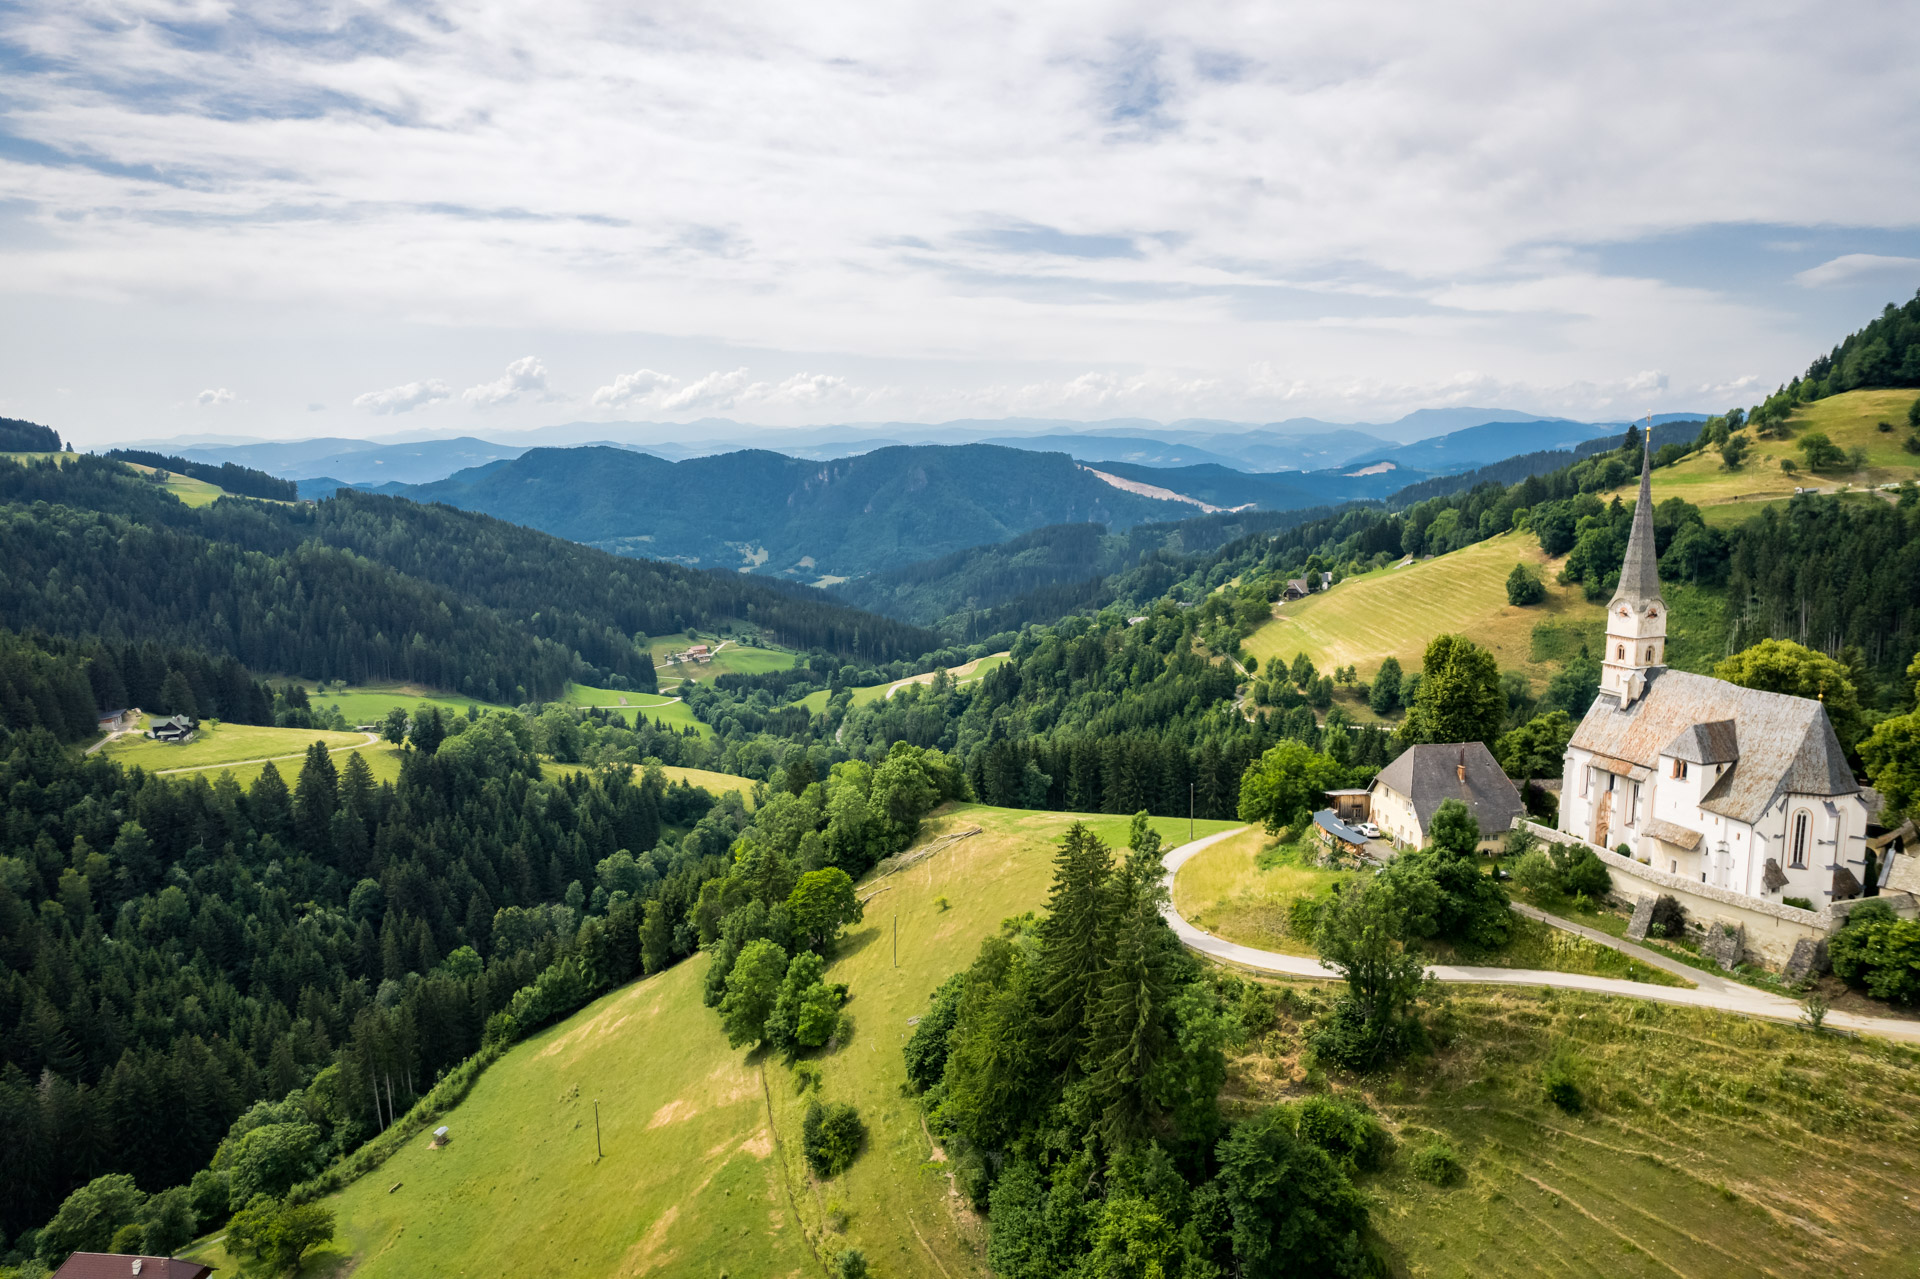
1 1 1917 447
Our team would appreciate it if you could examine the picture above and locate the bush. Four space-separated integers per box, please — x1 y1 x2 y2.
1540 1043 1584 1113
1782 895 1814 911
1294 1095 1391 1172
1829 901 1920 1003
1647 894 1687 940
802 1101 867 1177
1408 1138 1463 1186
1506 562 1546 606
1511 848 1562 897
1558 845 1611 899
835 1248 869 1279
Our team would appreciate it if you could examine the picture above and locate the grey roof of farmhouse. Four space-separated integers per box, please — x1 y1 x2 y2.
1569 668 1856 824
1371 741 1524 838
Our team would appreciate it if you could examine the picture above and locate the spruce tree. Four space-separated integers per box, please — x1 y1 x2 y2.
1036 823 1114 1060
1084 894 1177 1148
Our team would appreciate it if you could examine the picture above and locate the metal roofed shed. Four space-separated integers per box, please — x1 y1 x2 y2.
1313 809 1372 858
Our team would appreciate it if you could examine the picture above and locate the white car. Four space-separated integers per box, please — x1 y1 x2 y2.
1356 821 1381 839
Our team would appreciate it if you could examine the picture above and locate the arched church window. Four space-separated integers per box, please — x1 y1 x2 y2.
1646 646 1655 661
1790 811 1809 869
1616 644 1625 660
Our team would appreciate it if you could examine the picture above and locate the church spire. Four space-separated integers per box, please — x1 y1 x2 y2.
1612 425 1662 609
1599 421 1667 705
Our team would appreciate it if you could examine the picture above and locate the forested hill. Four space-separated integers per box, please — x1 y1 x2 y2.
0 417 62 452
0 456 936 702
391 442 1194 578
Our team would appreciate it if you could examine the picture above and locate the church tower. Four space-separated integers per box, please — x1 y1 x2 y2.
1601 433 1666 705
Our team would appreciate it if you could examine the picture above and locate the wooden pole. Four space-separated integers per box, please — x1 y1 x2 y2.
892 914 898 968
1189 782 1194 843
594 1100 602 1160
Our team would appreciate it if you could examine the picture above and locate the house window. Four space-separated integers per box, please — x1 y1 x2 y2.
1790 811 1809 869
1671 759 1688 780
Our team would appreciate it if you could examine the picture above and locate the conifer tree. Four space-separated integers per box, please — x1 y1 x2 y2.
294 741 340 855
1036 823 1114 1060
1084 891 1177 1148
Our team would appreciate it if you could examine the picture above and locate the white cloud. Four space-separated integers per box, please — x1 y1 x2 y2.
197 388 235 406
1794 254 1920 288
660 368 758 412
5 1 1920 440
463 356 552 407
352 380 451 415
591 368 676 409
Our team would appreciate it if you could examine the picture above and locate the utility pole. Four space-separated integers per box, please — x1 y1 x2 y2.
892 914 898 968
1189 782 1194 843
594 1100 602 1160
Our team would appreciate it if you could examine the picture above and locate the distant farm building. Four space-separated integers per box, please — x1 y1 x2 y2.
147 714 197 743
96 708 138 733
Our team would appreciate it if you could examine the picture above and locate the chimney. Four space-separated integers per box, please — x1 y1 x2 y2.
1457 746 1466 784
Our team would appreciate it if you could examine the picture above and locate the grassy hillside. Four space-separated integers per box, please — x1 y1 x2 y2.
1242 530 1602 687
101 719 368 772
192 954 819 1279
264 803 1920 1279
650 632 799 681
118 459 230 508
307 681 711 738
1601 388 1920 525
795 652 1011 713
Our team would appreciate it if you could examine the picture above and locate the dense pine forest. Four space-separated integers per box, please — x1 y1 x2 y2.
0 457 934 702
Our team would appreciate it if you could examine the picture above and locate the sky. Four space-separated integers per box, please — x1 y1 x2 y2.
2 1 1919 449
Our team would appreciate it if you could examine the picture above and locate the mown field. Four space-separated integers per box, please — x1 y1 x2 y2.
118 459 228 507
306 681 710 738
1242 530 1603 688
794 651 1011 714
101 719 369 772
1601 388 1920 519
541 762 760 808
214 802 1920 1279
1253 984 1920 1278
650 632 798 681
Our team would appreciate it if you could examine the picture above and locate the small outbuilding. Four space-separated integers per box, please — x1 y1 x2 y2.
1368 741 1523 852
1324 789 1372 825
96 708 138 733
1312 809 1372 860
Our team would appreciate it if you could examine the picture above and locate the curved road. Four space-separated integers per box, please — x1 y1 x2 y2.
1160 827 1920 1045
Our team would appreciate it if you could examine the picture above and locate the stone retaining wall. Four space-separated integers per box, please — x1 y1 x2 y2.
1519 820 1826 969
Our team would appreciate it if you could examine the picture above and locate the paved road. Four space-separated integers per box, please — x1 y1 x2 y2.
1160 827 1920 1045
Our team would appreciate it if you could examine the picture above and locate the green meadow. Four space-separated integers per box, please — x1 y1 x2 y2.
196 802 1920 1279
101 719 369 773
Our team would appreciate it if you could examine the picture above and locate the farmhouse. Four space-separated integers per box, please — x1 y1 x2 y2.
51 1255 212 1279
1368 741 1523 852
1557 442 1873 906
148 714 197 743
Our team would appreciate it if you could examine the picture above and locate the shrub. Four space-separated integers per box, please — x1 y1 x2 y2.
1905 433 1920 455
1511 849 1562 897
791 1061 822 1094
1408 1138 1463 1186
835 1248 869 1279
803 1101 867 1177
1540 1043 1584 1113
1506 562 1546 606
1782 895 1814 911
1559 845 1611 899
1829 901 1920 1003
1294 1095 1391 1172
1647 894 1687 940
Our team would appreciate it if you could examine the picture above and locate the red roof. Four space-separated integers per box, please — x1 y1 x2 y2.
52 1255 212 1279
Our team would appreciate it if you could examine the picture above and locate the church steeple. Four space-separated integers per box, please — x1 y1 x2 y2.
1601 425 1666 705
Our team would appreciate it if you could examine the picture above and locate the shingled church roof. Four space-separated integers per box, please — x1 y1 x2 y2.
1569 669 1856 824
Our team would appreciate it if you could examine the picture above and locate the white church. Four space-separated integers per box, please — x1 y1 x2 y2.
1557 446 1872 907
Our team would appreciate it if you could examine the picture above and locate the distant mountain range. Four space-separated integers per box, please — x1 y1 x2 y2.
357 443 1205 580
151 406 1707 489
